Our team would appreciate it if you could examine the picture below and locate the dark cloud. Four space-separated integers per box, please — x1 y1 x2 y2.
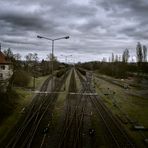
0 0 147 62
120 26 148 40
0 14 43 29
97 0 148 39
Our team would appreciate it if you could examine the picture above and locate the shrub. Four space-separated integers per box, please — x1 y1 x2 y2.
0 90 18 123
13 70 31 87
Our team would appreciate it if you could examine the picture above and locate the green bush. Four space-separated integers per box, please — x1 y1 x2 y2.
13 70 31 87
0 90 18 123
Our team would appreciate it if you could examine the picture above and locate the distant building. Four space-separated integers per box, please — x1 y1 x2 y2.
0 51 13 92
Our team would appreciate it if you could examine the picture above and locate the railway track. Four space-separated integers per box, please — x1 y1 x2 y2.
5 76 51 148
58 69 87 148
6 70 70 148
3 67 136 148
77 69 135 148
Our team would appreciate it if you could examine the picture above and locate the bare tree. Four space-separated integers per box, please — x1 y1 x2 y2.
46 53 57 62
111 53 114 62
122 48 129 63
108 57 111 63
3 48 14 60
102 57 107 62
143 45 147 62
32 53 39 63
119 55 122 62
115 55 119 62
14 53 21 61
136 42 143 63
25 53 34 62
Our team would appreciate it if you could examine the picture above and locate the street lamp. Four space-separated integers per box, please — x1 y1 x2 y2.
37 35 70 91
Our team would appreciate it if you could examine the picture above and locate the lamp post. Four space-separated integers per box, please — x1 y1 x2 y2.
37 35 69 91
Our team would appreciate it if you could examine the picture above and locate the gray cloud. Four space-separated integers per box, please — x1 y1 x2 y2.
0 0 147 62
97 0 148 39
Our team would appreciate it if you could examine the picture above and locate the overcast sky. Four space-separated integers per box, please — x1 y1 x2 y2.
0 0 148 62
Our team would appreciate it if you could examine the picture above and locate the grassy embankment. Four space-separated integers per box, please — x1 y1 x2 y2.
94 72 148 147
0 75 48 140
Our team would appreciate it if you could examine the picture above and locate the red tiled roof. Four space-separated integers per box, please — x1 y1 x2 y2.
0 51 11 64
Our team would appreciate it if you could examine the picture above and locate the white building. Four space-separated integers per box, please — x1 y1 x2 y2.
0 51 13 92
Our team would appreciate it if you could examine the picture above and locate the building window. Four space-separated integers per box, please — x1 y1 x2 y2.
0 73 3 78
1 65 5 70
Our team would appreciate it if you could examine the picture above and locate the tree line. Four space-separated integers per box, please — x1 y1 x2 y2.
78 42 148 78
107 42 147 63
2 48 64 88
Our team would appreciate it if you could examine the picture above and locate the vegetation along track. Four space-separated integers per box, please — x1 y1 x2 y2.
5 70 70 148
77 68 136 148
